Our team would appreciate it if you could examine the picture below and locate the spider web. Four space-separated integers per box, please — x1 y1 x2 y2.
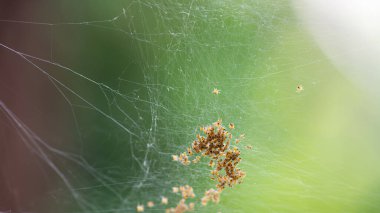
2 0 296 212
3 0 375 213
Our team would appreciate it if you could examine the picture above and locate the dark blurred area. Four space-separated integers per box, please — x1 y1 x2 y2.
0 1 77 212
0 1 150 212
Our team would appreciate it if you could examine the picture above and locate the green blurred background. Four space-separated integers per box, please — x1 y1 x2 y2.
1 0 380 212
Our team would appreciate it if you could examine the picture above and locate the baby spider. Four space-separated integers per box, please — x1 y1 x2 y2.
212 88 220 95
229 123 235 129
201 196 208 206
136 204 144 212
213 119 222 127
296 84 304 93
187 147 193 156
172 186 179 193
192 156 201 164
245 145 252 150
172 155 179 161
147 201 154 208
161 196 168 205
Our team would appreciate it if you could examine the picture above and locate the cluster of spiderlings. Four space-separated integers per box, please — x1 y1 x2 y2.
179 185 195 199
191 119 246 191
165 185 196 213
167 120 246 212
201 188 221 206
166 199 195 213
179 152 191 165
136 185 197 212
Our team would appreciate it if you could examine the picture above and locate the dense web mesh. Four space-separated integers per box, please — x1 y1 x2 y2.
1 0 365 213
